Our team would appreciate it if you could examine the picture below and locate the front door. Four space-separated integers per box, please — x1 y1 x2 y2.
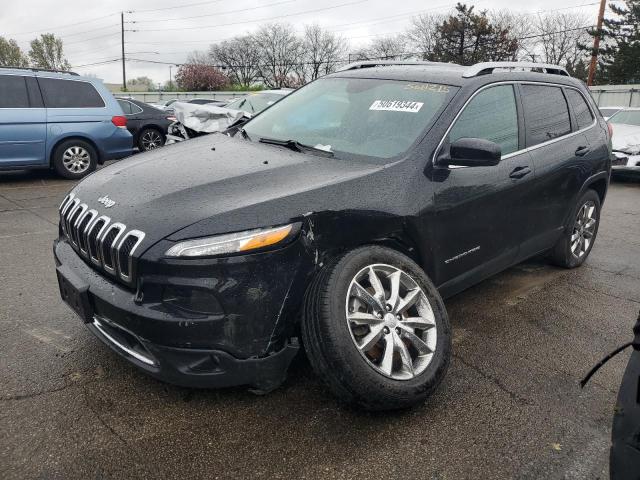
0 74 46 167
430 83 535 293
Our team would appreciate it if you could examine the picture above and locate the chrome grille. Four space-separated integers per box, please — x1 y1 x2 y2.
58 193 146 286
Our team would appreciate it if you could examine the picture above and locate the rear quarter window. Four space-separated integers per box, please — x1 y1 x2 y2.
39 78 105 108
565 89 594 130
521 85 571 147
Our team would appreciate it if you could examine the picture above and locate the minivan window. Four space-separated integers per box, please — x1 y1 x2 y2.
565 89 594 130
521 85 571 146
448 84 519 156
39 78 105 108
243 77 458 160
0 75 29 108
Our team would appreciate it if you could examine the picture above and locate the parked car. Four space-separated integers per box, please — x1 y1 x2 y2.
54 61 611 410
599 105 626 120
224 89 291 115
187 98 228 106
148 98 178 110
117 98 175 151
609 108 640 177
0 67 132 179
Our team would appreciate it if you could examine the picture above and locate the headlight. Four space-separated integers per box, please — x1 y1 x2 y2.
165 223 298 258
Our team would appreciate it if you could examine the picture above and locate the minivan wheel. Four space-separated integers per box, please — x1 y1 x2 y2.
550 189 601 268
138 128 165 151
53 140 97 180
302 246 451 411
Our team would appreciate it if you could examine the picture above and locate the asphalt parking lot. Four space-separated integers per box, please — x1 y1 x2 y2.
0 166 638 480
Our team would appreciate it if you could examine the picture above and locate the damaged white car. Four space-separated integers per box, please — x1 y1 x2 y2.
609 108 640 177
165 102 247 144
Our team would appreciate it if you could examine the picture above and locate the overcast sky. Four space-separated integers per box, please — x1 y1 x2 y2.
0 0 605 85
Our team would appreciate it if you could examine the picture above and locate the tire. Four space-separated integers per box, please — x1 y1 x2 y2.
302 246 451 411
549 189 601 268
52 139 97 180
137 128 165 151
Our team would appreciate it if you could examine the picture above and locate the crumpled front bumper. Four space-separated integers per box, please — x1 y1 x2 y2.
53 237 310 391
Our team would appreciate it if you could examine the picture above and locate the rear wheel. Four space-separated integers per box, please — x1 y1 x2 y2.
138 128 165 151
302 246 451 411
52 139 97 180
550 189 601 268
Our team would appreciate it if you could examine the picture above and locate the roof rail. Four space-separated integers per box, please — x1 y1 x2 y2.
0 66 79 76
339 60 451 71
462 62 569 78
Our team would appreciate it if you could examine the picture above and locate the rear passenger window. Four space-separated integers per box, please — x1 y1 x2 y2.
565 89 594 130
448 84 519 155
0 75 29 108
39 78 105 108
521 85 571 146
118 99 133 114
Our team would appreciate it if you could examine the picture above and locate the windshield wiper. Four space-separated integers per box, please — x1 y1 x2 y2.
258 137 334 157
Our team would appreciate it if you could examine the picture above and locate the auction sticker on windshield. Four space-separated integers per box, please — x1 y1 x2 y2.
369 100 424 113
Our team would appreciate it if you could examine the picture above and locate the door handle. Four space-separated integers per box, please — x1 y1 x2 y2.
509 166 532 179
575 146 591 157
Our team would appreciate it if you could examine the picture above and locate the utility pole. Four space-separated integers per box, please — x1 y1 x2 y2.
121 12 127 91
169 65 173 90
587 0 607 86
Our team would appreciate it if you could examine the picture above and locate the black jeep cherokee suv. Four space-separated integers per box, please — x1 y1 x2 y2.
54 61 611 410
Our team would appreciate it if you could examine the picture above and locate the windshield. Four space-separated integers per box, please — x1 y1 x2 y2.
242 77 457 160
599 108 620 117
609 110 640 126
227 92 285 114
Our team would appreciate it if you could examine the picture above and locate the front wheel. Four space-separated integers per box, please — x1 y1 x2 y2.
302 246 451 411
550 189 601 268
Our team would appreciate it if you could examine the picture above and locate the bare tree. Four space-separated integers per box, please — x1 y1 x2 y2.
490 11 535 61
210 35 262 88
302 24 347 81
533 12 590 67
253 23 303 88
187 50 211 65
359 35 408 60
406 13 446 60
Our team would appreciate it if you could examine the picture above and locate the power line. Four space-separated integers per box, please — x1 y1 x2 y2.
133 0 371 32
4 13 118 37
130 0 297 23
129 0 226 14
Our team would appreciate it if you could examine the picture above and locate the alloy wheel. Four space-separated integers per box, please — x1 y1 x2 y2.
62 146 91 173
345 264 437 380
571 200 597 258
141 130 163 150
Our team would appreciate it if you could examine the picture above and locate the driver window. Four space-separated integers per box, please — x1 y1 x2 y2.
449 85 519 156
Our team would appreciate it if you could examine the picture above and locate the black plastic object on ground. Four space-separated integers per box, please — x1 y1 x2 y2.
611 311 640 480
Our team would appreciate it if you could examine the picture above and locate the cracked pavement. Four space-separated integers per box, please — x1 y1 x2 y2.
1 167 638 479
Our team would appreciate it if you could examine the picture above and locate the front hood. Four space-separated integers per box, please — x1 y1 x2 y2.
71 134 385 243
612 123 640 153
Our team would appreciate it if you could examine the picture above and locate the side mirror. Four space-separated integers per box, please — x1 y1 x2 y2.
437 138 502 167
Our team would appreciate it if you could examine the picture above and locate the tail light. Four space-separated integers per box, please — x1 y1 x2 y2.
111 115 127 129
607 122 613 138
166 116 176 122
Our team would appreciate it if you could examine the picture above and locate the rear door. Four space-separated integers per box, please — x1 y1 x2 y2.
518 83 593 255
432 83 535 288
0 74 47 166
117 99 143 138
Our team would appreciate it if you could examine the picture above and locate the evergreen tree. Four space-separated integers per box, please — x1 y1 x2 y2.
587 0 640 84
